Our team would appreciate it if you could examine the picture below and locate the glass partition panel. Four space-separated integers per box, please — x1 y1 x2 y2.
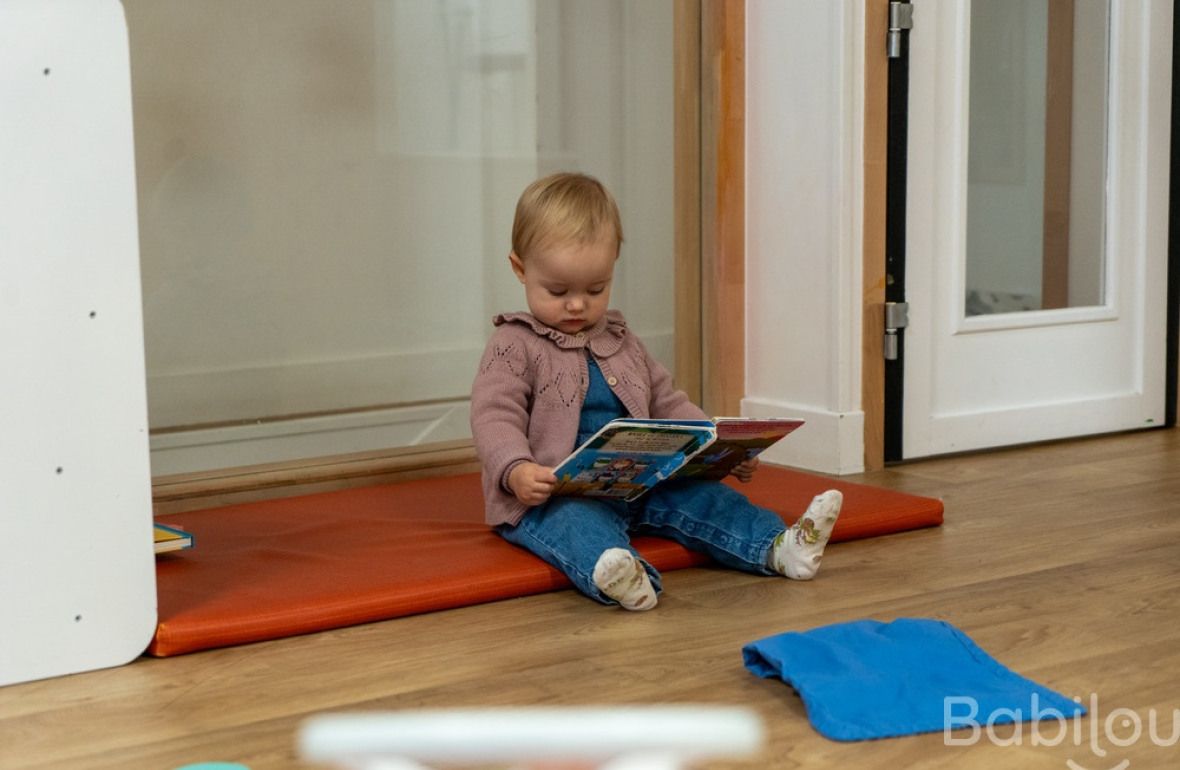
965 0 1109 316
125 1 676 475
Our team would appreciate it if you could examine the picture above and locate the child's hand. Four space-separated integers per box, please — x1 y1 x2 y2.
731 457 760 483
508 462 558 506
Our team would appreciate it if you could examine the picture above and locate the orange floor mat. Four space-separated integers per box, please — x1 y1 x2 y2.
150 468 943 656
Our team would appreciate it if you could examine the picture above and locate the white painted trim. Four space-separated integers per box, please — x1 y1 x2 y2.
742 1 865 476
150 401 473 475
834 0 866 415
741 397 865 475
919 391 1161 455
955 304 1119 334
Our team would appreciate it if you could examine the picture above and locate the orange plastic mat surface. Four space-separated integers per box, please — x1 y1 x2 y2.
150 469 943 656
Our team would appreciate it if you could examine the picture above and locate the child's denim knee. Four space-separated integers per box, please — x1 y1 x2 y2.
637 481 784 574
496 496 663 603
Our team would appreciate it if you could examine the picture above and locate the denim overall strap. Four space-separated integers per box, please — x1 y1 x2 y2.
577 354 627 444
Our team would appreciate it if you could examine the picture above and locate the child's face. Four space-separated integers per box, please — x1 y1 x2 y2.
510 231 617 334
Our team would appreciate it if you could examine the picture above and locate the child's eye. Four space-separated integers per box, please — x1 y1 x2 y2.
547 288 567 297
588 288 604 296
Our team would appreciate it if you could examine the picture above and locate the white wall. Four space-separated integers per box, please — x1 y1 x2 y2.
744 0 865 474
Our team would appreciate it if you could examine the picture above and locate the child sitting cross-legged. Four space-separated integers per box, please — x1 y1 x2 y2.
470 172 843 610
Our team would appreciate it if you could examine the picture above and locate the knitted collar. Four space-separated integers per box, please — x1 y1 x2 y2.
493 310 628 356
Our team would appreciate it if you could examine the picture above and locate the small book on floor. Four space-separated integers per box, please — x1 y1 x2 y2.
551 417 804 501
154 522 194 554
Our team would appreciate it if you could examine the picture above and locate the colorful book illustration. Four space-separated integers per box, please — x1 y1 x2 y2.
154 522 194 554
551 417 805 501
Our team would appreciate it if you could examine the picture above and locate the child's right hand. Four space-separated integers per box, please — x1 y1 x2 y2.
508 462 558 506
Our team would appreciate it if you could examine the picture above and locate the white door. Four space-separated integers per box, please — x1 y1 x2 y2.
901 0 1171 459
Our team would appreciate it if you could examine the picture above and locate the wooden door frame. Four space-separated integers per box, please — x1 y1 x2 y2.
695 0 746 418
1041 0 1075 310
673 0 703 407
864 0 889 470
676 0 745 418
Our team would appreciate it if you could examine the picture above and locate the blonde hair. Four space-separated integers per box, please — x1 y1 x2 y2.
511 172 623 260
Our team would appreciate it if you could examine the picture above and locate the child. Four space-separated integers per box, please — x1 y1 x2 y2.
470 172 842 611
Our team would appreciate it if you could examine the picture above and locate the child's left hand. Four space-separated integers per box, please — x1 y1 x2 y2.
731 457 759 483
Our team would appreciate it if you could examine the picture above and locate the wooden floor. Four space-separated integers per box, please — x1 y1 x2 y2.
3 428 1179 770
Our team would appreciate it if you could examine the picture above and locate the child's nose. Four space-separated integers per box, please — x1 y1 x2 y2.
566 295 586 311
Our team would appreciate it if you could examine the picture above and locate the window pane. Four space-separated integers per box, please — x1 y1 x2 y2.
126 1 676 474
965 0 1108 316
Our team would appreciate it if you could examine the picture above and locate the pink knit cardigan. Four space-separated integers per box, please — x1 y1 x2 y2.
469 310 707 526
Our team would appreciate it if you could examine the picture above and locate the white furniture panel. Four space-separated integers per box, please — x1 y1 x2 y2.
1 0 156 686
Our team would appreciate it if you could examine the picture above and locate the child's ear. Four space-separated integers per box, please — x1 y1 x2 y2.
509 251 526 283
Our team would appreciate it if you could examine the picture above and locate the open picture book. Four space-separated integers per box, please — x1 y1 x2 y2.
551 417 805 501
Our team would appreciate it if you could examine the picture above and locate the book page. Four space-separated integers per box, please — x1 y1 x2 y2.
552 421 716 501
599 430 705 454
673 418 804 481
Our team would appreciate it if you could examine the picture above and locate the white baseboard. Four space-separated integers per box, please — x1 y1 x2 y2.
740 397 865 475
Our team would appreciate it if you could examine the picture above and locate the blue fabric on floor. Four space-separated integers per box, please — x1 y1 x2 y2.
742 618 1086 741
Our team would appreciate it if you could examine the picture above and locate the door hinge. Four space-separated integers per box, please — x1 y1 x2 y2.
887 1 914 59
884 301 909 361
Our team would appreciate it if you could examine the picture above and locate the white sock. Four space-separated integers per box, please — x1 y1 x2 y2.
593 548 657 611
770 489 843 580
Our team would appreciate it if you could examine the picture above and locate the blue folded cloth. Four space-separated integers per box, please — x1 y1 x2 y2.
743 618 1085 741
